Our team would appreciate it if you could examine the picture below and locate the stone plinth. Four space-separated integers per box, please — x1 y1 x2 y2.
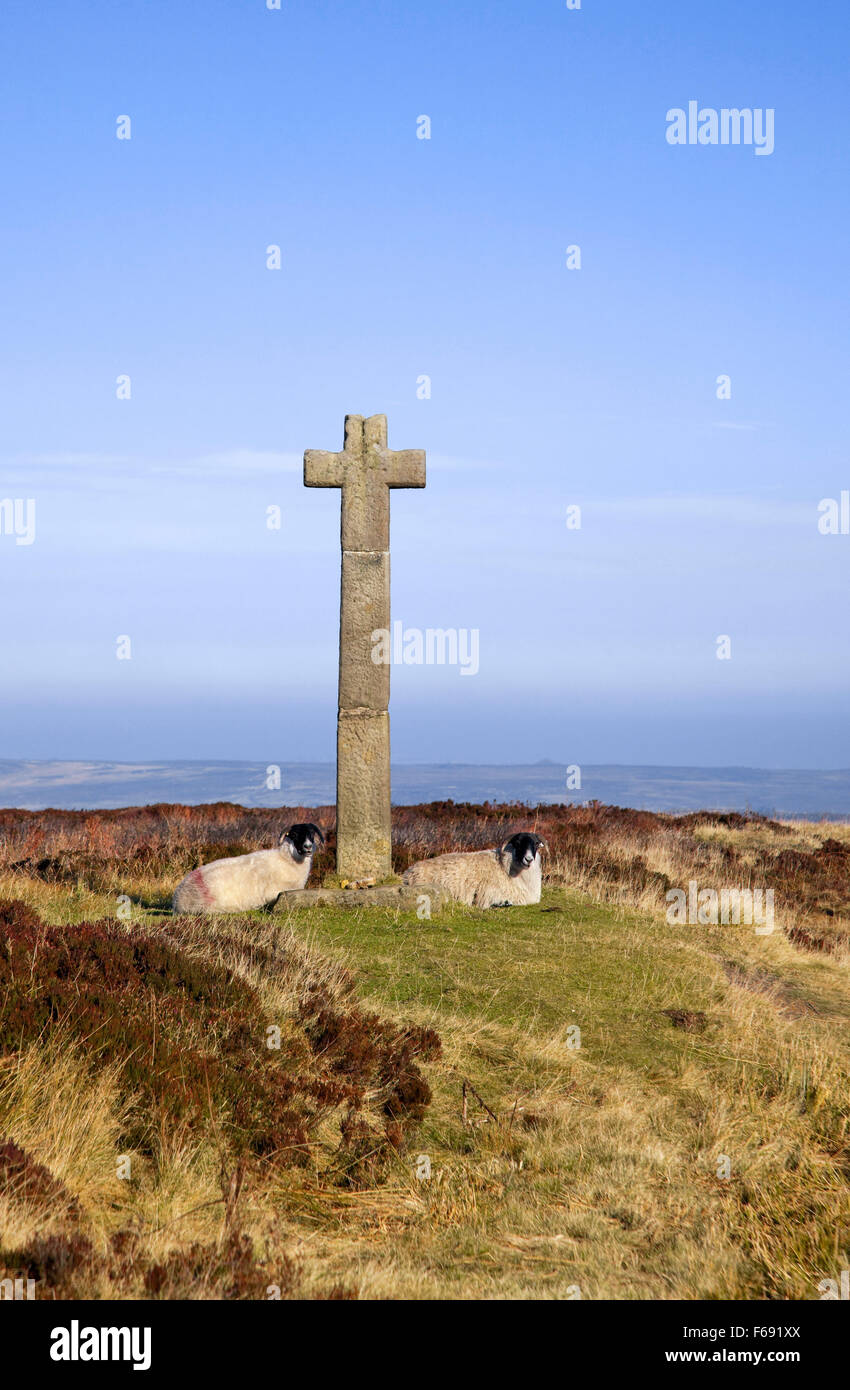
274 883 447 911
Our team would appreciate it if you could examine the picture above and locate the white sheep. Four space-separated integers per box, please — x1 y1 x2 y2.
172 822 324 914
402 832 545 908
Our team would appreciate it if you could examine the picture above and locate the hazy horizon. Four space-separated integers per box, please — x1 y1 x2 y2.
1 759 848 818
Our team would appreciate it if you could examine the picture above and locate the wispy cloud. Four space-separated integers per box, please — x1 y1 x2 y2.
426 452 505 472
2 450 302 487
151 450 302 477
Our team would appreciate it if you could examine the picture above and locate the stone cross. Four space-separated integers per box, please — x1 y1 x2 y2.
304 414 425 880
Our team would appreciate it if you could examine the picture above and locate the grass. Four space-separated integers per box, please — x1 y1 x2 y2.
279 891 849 1299
0 802 848 1299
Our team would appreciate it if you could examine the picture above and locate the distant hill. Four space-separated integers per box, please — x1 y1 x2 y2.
0 760 848 818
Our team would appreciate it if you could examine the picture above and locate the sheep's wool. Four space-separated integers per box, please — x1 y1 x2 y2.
173 846 313 913
403 847 542 908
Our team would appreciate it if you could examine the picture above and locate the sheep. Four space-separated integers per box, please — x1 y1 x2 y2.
172 822 324 914
402 832 545 908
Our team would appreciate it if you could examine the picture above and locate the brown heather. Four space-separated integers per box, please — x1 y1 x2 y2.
1 799 846 951
0 897 437 1163
0 885 440 1298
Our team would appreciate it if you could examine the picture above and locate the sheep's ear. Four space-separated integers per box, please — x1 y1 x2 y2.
280 831 294 850
311 824 325 846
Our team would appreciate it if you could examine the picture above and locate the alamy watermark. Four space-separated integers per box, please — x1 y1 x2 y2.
0 1276 36 1300
818 491 849 534
0 498 36 546
50 1322 151 1371
819 1270 850 1300
666 881 775 934
371 621 479 676
666 103 774 156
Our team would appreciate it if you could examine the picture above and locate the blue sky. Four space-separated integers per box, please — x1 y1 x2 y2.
0 0 848 766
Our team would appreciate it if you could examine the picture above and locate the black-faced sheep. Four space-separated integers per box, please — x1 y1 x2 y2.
402 831 545 908
172 822 324 913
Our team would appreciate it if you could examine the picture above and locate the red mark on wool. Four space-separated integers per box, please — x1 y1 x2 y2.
191 868 214 905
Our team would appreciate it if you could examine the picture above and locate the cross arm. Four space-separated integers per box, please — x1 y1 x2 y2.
304 450 345 488
386 450 426 488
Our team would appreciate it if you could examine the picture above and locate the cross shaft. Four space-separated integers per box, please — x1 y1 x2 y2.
303 414 426 880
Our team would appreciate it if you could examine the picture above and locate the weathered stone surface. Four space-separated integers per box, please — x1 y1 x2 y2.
274 883 447 911
337 709 391 880
305 414 425 552
303 413 426 881
338 551 389 711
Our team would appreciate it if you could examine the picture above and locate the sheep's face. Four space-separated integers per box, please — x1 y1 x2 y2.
281 822 325 860
502 832 545 875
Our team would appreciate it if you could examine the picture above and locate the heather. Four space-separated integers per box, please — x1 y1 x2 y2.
0 892 439 1298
